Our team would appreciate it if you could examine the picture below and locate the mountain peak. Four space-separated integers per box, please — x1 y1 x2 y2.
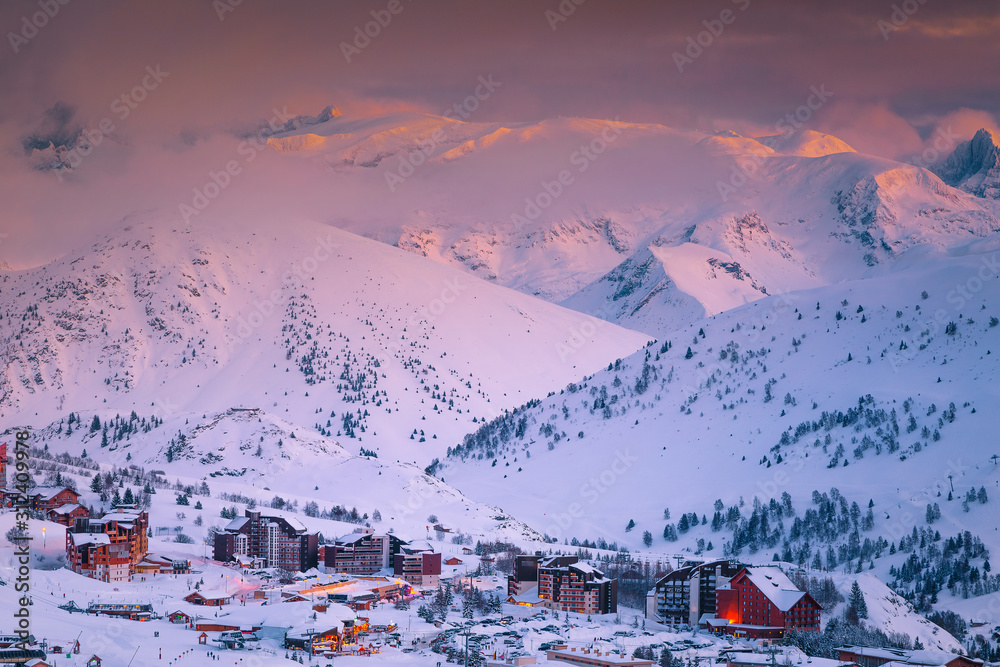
933 127 1000 199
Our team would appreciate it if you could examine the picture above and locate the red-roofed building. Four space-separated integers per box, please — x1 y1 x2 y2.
30 487 81 511
47 503 89 527
65 508 149 583
712 567 821 638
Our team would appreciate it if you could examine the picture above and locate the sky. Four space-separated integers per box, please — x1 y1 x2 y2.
1 0 998 264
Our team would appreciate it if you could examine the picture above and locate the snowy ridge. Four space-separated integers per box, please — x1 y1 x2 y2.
0 216 649 463
934 129 1000 200
443 246 1000 557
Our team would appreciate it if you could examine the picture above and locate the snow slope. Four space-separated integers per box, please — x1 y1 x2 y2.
443 243 1000 557
0 216 649 464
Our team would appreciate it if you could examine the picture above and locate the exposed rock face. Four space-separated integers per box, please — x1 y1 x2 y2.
934 128 1000 199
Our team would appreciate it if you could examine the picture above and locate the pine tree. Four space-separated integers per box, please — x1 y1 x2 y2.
90 475 103 493
643 530 653 547
122 488 134 505
848 581 868 619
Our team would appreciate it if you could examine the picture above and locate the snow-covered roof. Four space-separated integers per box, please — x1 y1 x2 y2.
905 650 976 666
405 540 433 553
836 649 909 662
286 623 342 640
29 486 77 500
701 614 729 627
188 591 232 600
210 600 352 629
336 532 367 544
225 517 250 531
836 648 978 667
50 503 83 515
547 647 654 665
285 516 307 532
727 650 850 667
69 533 110 547
91 511 142 524
740 567 806 611
509 591 545 605
569 562 602 575
144 553 175 564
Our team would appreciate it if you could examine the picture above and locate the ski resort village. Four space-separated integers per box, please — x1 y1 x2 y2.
4 2 1000 667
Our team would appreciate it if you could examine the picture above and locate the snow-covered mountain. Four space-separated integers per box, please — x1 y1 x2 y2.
256 112 1000 336
934 128 1000 200
442 242 1000 555
562 154 1000 335
0 216 648 465
9 111 1000 651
